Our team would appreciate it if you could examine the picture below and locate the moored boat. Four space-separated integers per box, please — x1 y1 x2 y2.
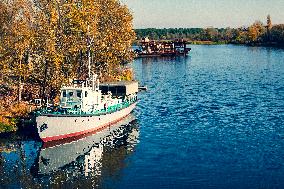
35 75 138 143
135 37 191 58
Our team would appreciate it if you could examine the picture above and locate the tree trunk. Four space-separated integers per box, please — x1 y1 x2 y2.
41 60 49 100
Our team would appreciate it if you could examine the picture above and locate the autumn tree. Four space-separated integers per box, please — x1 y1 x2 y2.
0 0 36 101
92 0 136 81
233 27 249 44
27 0 99 100
1 0 135 100
248 21 265 43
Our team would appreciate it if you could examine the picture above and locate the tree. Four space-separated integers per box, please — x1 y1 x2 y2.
267 15 272 30
266 14 272 41
234 27 249 44
0 0 135 102
204 27 218 41
248 21 265 43
93 0 136 81
0 0 35 101
271 24 284 44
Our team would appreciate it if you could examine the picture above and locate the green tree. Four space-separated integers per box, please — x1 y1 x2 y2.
271 24 284 44
266 14 272 41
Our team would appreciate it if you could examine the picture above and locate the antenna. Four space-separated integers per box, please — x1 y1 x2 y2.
92 74 95 90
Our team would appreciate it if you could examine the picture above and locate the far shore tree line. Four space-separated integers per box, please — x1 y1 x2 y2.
135 15 284 46
0 0 135 131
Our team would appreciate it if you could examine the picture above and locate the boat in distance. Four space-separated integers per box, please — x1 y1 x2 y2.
135 37 191 58
35 74 138 143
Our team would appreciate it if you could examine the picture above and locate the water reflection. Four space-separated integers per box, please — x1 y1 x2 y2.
0 114 139 188
140 56 189 65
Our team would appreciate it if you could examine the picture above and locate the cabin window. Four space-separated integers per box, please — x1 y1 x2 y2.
62 90 66 97
85 91 88 97
69 91 73 97
77 90 82 98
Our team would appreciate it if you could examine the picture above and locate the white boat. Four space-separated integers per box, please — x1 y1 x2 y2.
35 74 138 143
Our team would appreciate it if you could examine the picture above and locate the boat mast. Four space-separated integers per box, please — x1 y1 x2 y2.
88 48 91 80
87 25 94 80
87 25 91 80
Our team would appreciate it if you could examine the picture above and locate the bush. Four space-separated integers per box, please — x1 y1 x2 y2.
0 101 30 133
0 118 17 133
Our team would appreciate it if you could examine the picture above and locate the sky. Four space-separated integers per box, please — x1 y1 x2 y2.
120 0 284 29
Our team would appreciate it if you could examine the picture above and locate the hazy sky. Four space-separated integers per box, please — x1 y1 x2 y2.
120 0 284 28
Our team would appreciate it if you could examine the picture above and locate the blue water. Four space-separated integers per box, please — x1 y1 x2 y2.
122 45 284 189
0 45 284 189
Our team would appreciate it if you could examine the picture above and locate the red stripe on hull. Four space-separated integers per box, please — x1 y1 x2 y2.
41 112 132 144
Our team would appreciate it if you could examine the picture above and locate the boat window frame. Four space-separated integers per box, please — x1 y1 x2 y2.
77 90 82 98
62 90 67 97
69 91 74 97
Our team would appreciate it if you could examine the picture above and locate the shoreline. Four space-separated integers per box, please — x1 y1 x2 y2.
134 39 284 47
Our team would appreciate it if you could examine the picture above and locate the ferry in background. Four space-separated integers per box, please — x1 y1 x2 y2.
135 37 191 58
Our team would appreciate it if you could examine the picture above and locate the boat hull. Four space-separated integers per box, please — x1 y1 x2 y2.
36 102 137 142
36 114 137 175
136 51 190 58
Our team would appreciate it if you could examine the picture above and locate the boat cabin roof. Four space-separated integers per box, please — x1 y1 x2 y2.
100 81 138 96
100 81 138 86
61 86 86 90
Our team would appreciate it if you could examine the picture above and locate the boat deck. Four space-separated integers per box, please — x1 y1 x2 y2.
35 99 137 117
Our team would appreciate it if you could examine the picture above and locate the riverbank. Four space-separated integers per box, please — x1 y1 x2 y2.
0 64 135 134
133 39 226 46
188 40 226 45
135 21 284 47
134 39 284 47
0 100 36 133
0 122 17 133
190 41 284 47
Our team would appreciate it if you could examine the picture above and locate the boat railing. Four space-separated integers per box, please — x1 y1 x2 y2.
35 98 137 116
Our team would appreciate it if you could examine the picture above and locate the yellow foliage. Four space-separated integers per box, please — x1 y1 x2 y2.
0 100 29 132
0 0 136 115
0 117 17 133
9 102 30 118
248 21 265 42
120 69 133 81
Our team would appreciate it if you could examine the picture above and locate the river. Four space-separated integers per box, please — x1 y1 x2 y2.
0 45 284 189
